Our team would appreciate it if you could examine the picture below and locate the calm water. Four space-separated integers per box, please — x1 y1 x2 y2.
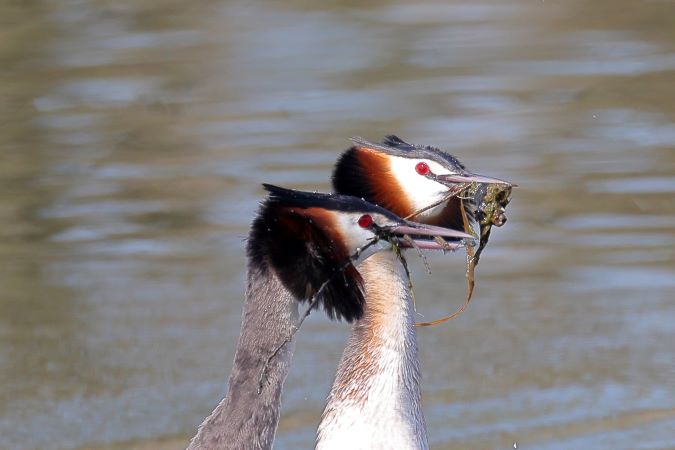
1 1 674 449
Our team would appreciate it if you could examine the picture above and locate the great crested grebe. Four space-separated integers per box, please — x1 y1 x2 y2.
333 135 509 232
187 184 469 450
316 136 509 449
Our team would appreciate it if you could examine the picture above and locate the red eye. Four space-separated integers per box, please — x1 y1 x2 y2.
358 214 373 228
415 162 430 175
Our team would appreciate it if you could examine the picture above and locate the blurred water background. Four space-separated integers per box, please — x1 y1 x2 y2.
1 0 674 449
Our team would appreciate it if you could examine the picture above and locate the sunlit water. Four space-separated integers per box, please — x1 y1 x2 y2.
1 1 674 449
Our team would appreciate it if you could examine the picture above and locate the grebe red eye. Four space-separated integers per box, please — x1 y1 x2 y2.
415 162 430 175
358 214 373 228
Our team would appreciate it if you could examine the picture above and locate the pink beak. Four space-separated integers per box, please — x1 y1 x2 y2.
392 223 472 240
436 172 515 186
391 222 475 251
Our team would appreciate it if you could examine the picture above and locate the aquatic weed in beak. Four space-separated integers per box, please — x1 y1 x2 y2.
415 180 514 327
468 182 513 264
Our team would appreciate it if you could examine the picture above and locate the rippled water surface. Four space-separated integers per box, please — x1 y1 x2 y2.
1 1 674 449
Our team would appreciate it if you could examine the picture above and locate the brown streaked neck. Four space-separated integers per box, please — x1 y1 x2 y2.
316 251 428 450
187 264 298 450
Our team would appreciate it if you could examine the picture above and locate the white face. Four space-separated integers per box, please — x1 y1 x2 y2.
389 156 457 218
333 212 397 262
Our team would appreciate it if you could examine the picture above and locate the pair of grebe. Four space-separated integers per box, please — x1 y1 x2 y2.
187 136 508 449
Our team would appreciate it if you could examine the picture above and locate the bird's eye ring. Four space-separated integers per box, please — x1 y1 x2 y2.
415 162 430 176
358 214 373 228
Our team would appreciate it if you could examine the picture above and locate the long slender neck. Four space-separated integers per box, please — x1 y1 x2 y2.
188 263 298 450
316 251 428 450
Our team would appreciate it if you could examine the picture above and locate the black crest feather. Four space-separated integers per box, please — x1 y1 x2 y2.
331 146 377 204
247 185 378 322
381 135 466 171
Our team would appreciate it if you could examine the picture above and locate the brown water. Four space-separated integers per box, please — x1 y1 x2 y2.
1 1 674 449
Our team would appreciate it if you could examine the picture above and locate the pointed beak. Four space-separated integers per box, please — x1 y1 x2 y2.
436 172 515 186
390 222 475 251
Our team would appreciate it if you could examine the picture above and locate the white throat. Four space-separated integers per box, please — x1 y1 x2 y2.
316 251 428 450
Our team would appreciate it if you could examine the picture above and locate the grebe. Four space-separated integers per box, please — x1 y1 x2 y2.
187 184 469 450
316 136 510 449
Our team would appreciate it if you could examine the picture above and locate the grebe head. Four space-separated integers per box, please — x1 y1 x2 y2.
248 184 471 322
332 134 512 238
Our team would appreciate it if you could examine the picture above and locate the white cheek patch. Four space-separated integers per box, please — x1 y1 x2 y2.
334 213 381 255
427 159 453 176
388 157 451 215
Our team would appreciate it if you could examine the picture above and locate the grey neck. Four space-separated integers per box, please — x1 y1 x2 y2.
316 251 428 450
187 264 299 450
